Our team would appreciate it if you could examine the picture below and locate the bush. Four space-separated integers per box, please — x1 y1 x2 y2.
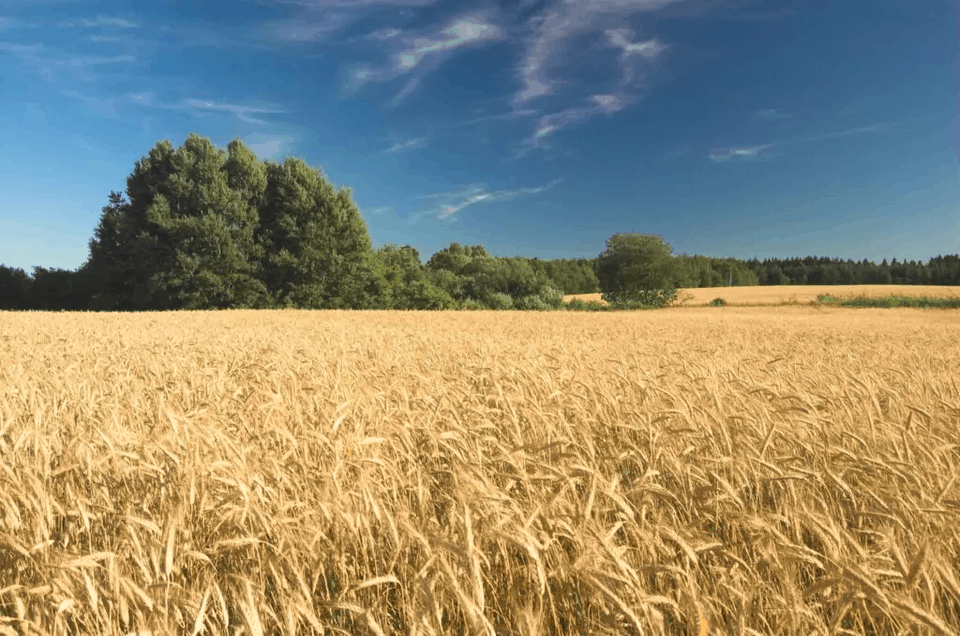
564 299 608 311
459 298 486 310
515 295 552 311
516 285 564 310
602 286 678 309
485 292 514 310
709 298 727 307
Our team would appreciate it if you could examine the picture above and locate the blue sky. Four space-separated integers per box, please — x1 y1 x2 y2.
1 0 957 273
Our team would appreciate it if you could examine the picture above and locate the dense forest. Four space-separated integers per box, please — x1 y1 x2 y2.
2 133 959 312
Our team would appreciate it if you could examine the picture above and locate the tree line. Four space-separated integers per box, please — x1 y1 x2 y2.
1 134 958 312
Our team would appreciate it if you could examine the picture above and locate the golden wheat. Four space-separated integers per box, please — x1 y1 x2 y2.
1 306 958 635
565 284 960 307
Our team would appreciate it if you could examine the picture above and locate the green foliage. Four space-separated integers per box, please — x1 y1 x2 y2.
375 245 421 297
459 298 485 310
596 233 679 307
81 133 373 311
485 292 514 310
256 157 372 309
564 298 608 311
709 298 727 307
514 285 563 310
0 265 32 310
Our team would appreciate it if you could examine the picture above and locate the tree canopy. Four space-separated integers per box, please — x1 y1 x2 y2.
595 233 680 307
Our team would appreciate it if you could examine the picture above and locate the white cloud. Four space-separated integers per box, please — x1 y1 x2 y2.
757 108 790 120
707 124 884 163
512 0 677 109
0 41 42 54
129 91 154 105
179 99 287 124
605 29 664 58
367 27 400 40
708 144 774 162
345 13 502 102
244 133 295 160
68 54 136 66
57 15 140 28
267 13 351 42
510 4 674 155
391 17 501 72
414 177 564 220
384 137 427 153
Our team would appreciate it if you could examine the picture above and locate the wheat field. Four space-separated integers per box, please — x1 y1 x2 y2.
564 284 960 307
1 307 959 635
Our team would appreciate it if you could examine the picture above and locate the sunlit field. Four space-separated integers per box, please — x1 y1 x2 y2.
564 284 960 307
2 308 959 635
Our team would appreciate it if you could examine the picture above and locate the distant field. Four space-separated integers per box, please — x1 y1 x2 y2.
564 284 960 306
1 308 959 634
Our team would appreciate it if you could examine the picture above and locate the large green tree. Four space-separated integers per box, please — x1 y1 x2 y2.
595 233 679 306
83 134 374 311
255 156 373 309
85 135 271 310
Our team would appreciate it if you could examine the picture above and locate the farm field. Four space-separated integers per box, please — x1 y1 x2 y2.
564 284 960 307
1 308 959 635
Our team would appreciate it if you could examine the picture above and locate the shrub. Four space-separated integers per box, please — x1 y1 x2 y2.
602 286 678 309
485 292 514 310
564 299 608 311
709 298 727 307
459 298 486 310
536 285 564 309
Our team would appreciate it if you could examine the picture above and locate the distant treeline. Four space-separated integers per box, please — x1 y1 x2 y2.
4 245 959 313
1 133 958 312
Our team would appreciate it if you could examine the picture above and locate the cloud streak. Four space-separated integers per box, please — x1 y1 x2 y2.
756 108 790 120
384 137 427 153
708 124 885 163
344 12 502 102
509 3 673 156
57 15 140 28
414 177 564 220
512 0 676 108
708 144 774 162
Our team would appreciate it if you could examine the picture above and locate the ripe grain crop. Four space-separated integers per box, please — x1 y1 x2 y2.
564 284 960 307
1 307 959 635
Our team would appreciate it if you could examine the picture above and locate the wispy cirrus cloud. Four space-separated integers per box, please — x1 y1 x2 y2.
178 99 288 124
512 0 677 108
756 108 790 120
509 2 674 156
264 13 352 42
58 90 288 125
708 124 885 163
366 27 400 41
708 144 774 162
0 41 42 53
344 13 502 104
68 54 136 66
57 15 140 28
414 177 564 221
384 137 427 153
